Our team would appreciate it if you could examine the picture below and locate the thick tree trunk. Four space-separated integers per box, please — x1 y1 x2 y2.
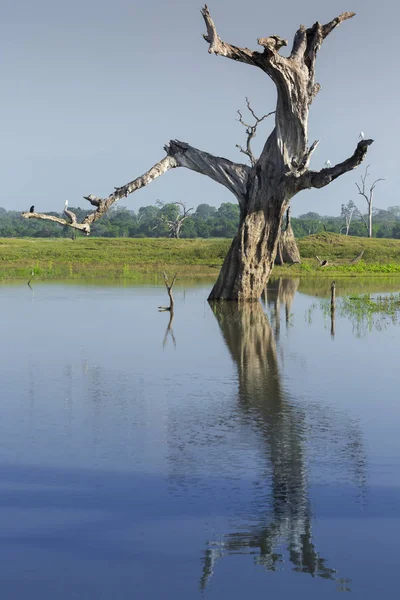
275 208 301 266
277 227 301 265
209 194 287 301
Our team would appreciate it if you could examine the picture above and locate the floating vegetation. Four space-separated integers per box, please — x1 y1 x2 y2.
307 292 400 337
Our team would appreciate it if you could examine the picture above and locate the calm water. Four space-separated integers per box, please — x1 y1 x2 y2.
0 278 399 598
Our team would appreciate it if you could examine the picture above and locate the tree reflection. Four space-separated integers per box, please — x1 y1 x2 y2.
162 310 176 349
203 288 361 590
262 277 300 338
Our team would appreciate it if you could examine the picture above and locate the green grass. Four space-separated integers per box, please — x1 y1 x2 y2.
1 233 400 281
0 237 230 281
308 292 400 337
275 232 400 277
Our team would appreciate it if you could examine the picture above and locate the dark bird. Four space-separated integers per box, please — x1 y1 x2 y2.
29 205 35 213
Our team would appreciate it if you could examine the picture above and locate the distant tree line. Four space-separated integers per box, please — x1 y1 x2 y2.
292 205 400 239
1 202 400 239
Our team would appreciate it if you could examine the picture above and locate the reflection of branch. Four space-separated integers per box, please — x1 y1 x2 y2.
200 544 225 590
265 278 300 338
27 269 34 288
162 310 176 349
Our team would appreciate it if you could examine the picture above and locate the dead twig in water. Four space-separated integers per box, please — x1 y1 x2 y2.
158 272 177 311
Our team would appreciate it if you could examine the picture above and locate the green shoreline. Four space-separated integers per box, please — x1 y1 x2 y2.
1 233 400 281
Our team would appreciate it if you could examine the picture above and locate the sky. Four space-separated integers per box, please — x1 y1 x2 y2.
1 0 397 217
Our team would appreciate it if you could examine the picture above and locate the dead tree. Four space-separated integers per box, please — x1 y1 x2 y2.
22 6 372 301
160 201 193 239
340 199 357 235
355 166 384 238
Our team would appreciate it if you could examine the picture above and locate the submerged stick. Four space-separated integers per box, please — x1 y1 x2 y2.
330 281 336 339
27 269 34 288
158 272 177 311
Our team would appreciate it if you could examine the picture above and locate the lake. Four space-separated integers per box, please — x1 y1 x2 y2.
0 277 399 598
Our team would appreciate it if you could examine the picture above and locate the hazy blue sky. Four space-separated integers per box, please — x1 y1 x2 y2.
1 0 397 216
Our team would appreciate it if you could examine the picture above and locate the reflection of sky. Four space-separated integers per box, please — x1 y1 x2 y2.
0 281 399 599
0 283 235 472
282 290 400 475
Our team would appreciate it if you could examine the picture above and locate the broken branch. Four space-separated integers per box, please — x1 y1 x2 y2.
201 4 260 66
298 139 374 191
159 272 177 312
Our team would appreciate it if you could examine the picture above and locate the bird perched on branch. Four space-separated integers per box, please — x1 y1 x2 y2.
324 160 331 168
64 200 68 213
29 205 34 213
359 132 365 140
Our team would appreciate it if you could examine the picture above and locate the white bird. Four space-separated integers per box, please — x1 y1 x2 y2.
324 160 331 168
359 132 365 140
64 200 68 213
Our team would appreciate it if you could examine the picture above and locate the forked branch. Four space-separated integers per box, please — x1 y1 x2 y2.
201 4 288 74
355 165 384 207
158 201 194 239
159 272 177 312
236 98 275 166
201 4 263 66
290 12 356 100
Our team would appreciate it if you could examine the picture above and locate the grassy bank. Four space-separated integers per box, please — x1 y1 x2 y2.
0 237 229 280
277 233 400 276
1 233 400 281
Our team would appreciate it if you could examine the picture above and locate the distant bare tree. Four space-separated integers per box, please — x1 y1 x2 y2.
158 201 193 239
340 199 357 235
355 166 384 238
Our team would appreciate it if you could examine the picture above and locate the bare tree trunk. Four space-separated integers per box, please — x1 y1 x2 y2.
368 206 373 238
356 167 384 239
275 207 301 266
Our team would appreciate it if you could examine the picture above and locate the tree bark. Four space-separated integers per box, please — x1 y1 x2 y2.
22 6 373 301
275 207 301 265
368 207 372 239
